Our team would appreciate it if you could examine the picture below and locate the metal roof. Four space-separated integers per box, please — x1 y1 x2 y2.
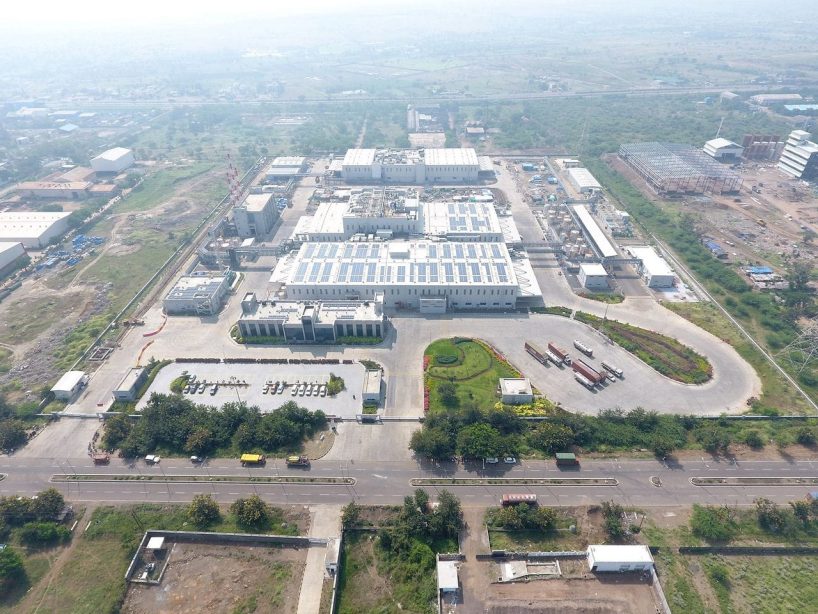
51 370 86 393
92 147 132 162
436 560 459 591
627 246 675 277
424 148 479 167
572 205 617 259
587 544 653 564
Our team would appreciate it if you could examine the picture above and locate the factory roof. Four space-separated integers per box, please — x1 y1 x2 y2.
478 156 495 172
239 193 273 212
424 148 479 167
627 246 675 277
423 201 501 237
571 205 617 259
92 147 132 162
0 241 25 254
51 370 86 394
270 156 305 168
165 274 227 300
343 149 377 166
567 167 601 190
265 166 301 177
274 240 520 287
0 212 72 240
58 166 95 182
579 263 608 277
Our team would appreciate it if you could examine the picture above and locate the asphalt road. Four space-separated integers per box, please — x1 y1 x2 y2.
3 454 818 508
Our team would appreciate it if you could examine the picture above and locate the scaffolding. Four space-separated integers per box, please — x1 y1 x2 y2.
619 142 743 195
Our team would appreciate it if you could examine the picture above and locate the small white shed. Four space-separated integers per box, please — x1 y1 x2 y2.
436 559 459 593
51 370 88 401
499 378 533 405
587 544 654 572
578 263 609 290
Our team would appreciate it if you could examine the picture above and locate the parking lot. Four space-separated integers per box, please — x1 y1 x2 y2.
138 362 370 418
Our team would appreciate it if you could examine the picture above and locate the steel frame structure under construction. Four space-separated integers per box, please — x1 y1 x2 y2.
619 142 742 194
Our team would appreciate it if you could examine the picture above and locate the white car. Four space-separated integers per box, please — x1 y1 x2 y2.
305 384 313 397
298 384 307 396
503 456 517 464
485 457 499 464
291 384 299 396
320 386 327 397
145 455 161 464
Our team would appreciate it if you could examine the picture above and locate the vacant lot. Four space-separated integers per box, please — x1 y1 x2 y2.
122 542 305 614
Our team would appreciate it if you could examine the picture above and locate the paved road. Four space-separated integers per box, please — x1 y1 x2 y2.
3 453 817 508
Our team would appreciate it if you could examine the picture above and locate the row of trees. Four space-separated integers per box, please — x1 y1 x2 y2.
488 503 557 532
103 394 326 457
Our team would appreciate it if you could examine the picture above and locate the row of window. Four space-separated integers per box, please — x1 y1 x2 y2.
289 286 515 297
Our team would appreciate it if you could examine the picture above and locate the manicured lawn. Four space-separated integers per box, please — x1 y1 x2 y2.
424 338 520 412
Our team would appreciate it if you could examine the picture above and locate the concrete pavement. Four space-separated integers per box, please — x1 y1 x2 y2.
4 453 818 508
297 504 342 614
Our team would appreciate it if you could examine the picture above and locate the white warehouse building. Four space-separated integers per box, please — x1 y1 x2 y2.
703 138 744 162
567 167 602 193
0 212 72 249
341 148 480 184
234 193 278 238
627 246 676 288
272 240 541 312
90 147 135 174
0 242 27 274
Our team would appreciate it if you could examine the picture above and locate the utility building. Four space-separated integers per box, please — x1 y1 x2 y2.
265 156 306 181
51 370 88 401
499 378 533 404
163 272 231 315
567 167 602 193
233 193 278 238
627 246 676 288
778 130 818 180
90 147 134 174
578 263 609 290
587 545 654 573
0 212 72 248
113 367 147 402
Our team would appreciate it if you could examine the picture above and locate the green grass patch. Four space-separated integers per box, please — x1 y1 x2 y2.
0 348 11 374
575 311 712 384
424 338 521 412
642 526 709 614
579 292 625 304
117 164 215 213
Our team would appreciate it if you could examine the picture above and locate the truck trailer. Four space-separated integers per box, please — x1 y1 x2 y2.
525 341 548 366
573 340 593 357
240 453 267 466
572 359 605 385
547 342 571 365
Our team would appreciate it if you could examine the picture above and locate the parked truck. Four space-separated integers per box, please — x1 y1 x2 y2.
525 341 548 366
574 372 595 389
502 493 538 506
600 361 624 379
240 453 266 466
555 452 579 467
547 342 571 365
572 359 605 385
286 455 310 467
573 340 593 357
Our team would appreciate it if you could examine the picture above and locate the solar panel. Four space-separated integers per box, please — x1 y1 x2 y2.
467 245 477 258
417 263 427 282
343 244 353 258
443 262 454 282
317 244 329 258
457 263 468 282
304 244 317 258
366 263 377 283
396 266 406 283
496 263 508 282
351 263 364 282
428 245 437 258
455 245 464 258
442 244 452 258
294 262 308 282
328 245 339 258
490 244 502 259
338 262 350 282
470 262 481 282
321 262 333 282
308 262 321 282
429 263 438 283
355 245 368 258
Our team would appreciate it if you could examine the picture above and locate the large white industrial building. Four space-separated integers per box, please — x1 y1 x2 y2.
272 240 540 312
703 138 744 162
0 242 27 274
238 292 387 342
0 212 72 248
626 246 676 288
571 205 617 260
567 167 601 193
778 130 818 180
233 193 278 238
265 156 306 181
291 188 508 243
341 148 480 184
163 272 232 315
90 147 134 174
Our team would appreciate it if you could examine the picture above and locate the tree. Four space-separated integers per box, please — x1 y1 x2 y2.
601 500 625 541
456 423 504 459
30 488 65 521
0 546 25 589
690 505 737 542
650 435 675 458
430 490 463 540
0 420 26 452
230 495 270 530
409 427 456 460
796 427 816 446
187 494 221 528
695 426 731 454
185 427 215 455
341 502 361 528
527 422 573 454
790 500 811 527
755 497 788 533
741 429 765 449
437 382 458 407
19 522 70 546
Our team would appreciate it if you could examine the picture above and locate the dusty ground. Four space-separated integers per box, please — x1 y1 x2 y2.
122 542 307 614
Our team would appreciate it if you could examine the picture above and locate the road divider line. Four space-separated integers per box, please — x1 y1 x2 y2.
409 477 618 487
50 473 356 486
691 476 818 486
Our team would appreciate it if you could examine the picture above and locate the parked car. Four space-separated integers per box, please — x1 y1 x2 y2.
190 456 203 463
306 384 313 396
145 454 161 464
291 383 300 396
320 385 327 397
485 457 500 464
503 456 517 464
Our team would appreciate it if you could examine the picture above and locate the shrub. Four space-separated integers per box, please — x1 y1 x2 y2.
187 494 222 528
327 374 345 396
741 429 765 449
19 522 71 546
690 505 738 542
796 427 817 446
231 495 270 530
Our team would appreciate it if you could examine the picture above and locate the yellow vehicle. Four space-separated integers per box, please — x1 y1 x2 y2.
240 453 266 466
286 455 310 467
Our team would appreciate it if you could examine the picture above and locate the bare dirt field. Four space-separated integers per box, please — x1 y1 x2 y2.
121 542 307 614
478 574 659 614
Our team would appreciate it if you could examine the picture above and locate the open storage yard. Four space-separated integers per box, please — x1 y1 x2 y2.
122 541 306 614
